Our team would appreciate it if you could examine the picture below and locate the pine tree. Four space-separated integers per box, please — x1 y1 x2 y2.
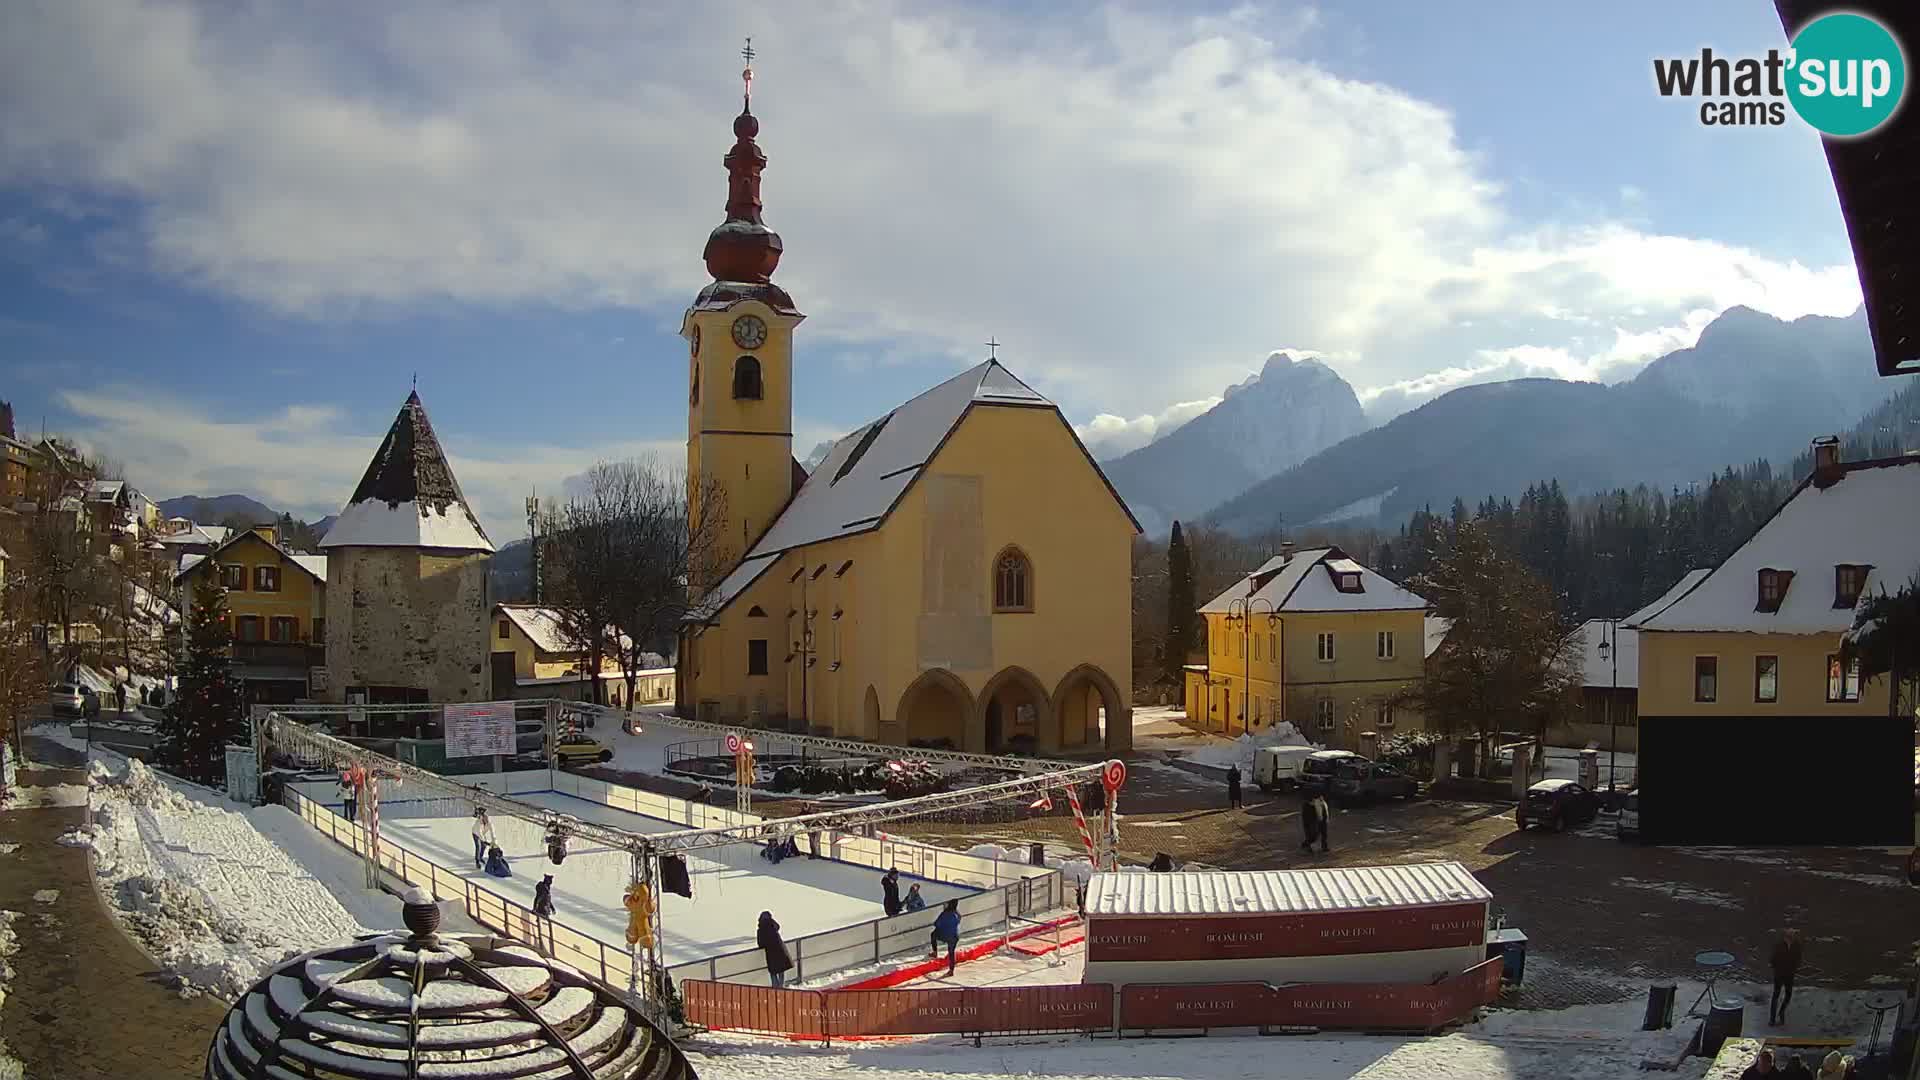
1164 521 1195 686
162 574 245 785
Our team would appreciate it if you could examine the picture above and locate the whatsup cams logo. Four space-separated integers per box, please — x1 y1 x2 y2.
1654 11 1907 136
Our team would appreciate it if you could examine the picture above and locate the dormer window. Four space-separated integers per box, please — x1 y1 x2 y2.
1325 557 1366 594
1337 573 1361 592
1834 564 1870 609
1755 568 1793 613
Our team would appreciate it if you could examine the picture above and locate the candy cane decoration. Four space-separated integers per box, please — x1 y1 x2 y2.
366 773 382 888
1065 785 1097 860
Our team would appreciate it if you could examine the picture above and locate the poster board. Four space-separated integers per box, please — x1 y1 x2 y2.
444 702 517 758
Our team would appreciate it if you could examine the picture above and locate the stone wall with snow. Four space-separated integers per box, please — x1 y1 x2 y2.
325 547 491 703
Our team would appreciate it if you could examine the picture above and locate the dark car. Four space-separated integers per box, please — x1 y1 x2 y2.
1328 759 1420 805
1298 750 1364 794
1517 779 1600 832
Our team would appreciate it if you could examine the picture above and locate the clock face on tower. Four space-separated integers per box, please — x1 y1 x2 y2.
731 314 768 350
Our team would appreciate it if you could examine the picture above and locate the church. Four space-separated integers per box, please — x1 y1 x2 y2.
676 56 1139 756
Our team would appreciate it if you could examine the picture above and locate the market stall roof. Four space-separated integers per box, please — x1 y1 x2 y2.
1086 861 1489 918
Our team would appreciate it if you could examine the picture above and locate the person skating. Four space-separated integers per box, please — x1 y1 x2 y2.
1312 794 1332 853
758 911 793 989
533 874 557 952
1778 1052 1813 1080
930 900 961 976
1299 791 1320 853
484 843 512 878
1741 1049 1776 1078
471 807 496 870
1227 766 1243 810
881 868 902 917
338 774 359 824
902 883 927 912
1769 928 1802 1025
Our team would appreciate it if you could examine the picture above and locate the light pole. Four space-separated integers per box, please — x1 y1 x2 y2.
1227 587 1276 737
524 493 541 604
1597 619 1619 798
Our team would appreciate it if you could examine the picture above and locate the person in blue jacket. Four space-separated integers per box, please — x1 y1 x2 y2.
930 899 961 975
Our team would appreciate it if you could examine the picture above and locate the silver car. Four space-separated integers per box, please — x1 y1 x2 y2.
49 682 87 718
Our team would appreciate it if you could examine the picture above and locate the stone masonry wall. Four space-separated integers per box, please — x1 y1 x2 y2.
324 547 490 702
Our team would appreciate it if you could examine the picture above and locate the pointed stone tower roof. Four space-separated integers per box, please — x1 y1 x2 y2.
320 391 494 553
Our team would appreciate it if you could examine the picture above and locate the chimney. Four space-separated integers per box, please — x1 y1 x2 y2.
1279 540 1295 562
251 523 276 546
0 400 13 440
1811 436 1842 489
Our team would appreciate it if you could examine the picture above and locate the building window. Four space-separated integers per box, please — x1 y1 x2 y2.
1834 564 1869 609
1268 631 1276 661
732 356 763 400
1315 699 1335 731
1755 568 1791 613
254 564 281 592
1377 631 1394 660
1827 653 1861 703
268 616 297 643
313 617 326 645
221 563 246 591
1316 632 1336 662
1693 656 1717 703
1375 700 1396 728
1253 698 1262 725
1754 655 1778 703
993 548 1033 612
236 615 263 643
747 639 769 677
1268 697 1278 725
1253 636 1262 662
1238 637 1245 659
1336 572 1362 592
497 619 511 640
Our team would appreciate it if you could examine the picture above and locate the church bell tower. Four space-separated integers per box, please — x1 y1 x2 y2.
684 38 804 569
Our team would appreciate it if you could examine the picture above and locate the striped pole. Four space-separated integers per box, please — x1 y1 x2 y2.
364 772 382 890
1065 785 1097 860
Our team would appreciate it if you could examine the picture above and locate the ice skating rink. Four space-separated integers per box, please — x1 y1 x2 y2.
344 791 979 966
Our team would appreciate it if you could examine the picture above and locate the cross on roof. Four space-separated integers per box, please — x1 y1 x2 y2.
985 337 1001 360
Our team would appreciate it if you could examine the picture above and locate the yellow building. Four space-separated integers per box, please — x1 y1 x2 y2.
1186 546 1431 750
177 526 328 703
490 603 674 708
676 78 1139 755
1629 441 1918 719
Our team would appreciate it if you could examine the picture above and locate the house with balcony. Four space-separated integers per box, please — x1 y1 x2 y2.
1629 438 1919 721
1185 545 1432 751
177 525 328 704
491 603 674 709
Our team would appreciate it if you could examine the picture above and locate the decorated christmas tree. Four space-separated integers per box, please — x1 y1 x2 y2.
162 572 244 785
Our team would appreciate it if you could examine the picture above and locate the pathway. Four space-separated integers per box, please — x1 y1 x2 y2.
0 764 227 1080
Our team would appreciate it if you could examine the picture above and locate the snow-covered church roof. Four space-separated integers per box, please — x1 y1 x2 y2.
694 359 1137 618
321 391 494 553
1199 547 1429 614
1630 454 1920 634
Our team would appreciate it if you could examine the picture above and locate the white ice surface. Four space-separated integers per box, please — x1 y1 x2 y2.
369 791 979 965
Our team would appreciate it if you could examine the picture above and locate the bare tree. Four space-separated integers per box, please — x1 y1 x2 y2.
542 459 731 708
0 542 51 798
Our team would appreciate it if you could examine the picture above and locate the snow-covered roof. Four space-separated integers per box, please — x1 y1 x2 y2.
1085 861 1489 918
87 479 125 501
1632 456 1920 634
173 530 327 585
1424 616 1452 658
157 523 231 546
292 554 328 582
691 359 1137 619
321 391 494 553
496 604 632 655
1623 569 1711 627
1200 547 1429 614
1570 619 1637 689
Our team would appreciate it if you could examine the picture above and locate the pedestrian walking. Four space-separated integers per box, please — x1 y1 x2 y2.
1299 791 1320 853
758 911 793 989
881 868 902 917
1227 766 1243 810
1312 794 1332 853
533 874 557 952
471 807 496 870
1769 928 1802 1026
902 883 927 912
930 900 961 976
339 774 359 824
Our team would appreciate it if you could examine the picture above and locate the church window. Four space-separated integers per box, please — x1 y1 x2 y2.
732 356 763 400
748 639 769 676
747 605 767 618
993 547 1033 612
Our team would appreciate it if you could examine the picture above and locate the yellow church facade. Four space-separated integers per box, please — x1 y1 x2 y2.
675 68 1138 756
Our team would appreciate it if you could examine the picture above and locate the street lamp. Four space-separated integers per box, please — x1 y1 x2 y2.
1596 619 1619 799
1226 588 1276 738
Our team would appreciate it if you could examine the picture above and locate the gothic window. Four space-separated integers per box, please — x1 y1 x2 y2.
993 547 1033 612
732 355 763 400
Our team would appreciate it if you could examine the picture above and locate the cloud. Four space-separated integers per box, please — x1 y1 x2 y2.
0 0 1860 429
56 386 679 542
1076 396 1221 459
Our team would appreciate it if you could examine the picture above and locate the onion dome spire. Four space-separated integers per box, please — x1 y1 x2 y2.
704 37 784 283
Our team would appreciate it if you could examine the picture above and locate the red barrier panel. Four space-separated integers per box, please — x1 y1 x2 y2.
1120 956 1504 1032
973 984 1114 1034
684 981 828 1038
687 981 1117 1038
825 988 977 1036
1088 901 1487 963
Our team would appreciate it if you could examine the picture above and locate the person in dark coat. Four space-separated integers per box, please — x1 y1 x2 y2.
1227 766 1243 810
484 843 512 878
533 874 557 952
1778 1051 1814 1080
1299 791 1320 853
1769 928 1802 1025
758 911 793 988
930 900 961 976
881 868 902 916
1740 1049 1776 1079
902 883 927 912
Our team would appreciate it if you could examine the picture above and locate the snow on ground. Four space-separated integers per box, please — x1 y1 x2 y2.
0 907 20 1080
73 757 374 999
368 791 979 965
244 802 485 936
1179 723 1318 773
0 782 88 809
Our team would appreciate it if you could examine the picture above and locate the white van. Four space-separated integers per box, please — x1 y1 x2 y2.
1253 746 1319 792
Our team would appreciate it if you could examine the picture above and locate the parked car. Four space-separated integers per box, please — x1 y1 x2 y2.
1298 749 1364 794
1253 745 1318 792
553 735 614 766
1329 759 1421 805
50 682 86 718
1516 778 1600 832
1615 788 1641 843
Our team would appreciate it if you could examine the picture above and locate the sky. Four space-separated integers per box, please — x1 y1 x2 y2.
0 0 1872 543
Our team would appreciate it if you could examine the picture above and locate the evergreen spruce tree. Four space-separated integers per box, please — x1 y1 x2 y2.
1164 521 1196 686
164 574 244 785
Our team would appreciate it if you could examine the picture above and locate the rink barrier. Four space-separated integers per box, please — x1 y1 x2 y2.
283 785 1065 992
682 980 1115 1042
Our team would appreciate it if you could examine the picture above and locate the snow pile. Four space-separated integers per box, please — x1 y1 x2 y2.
965 843 1013 861
0 782 89 809
75 757 374 999
0 908 21 1080
1182 723 1317 774
1053 858 1094 885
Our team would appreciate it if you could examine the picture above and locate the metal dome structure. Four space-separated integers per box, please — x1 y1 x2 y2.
205 889 696 1080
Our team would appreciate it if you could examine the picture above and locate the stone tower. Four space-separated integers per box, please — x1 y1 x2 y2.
321 391 494 708
682 45 805 574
